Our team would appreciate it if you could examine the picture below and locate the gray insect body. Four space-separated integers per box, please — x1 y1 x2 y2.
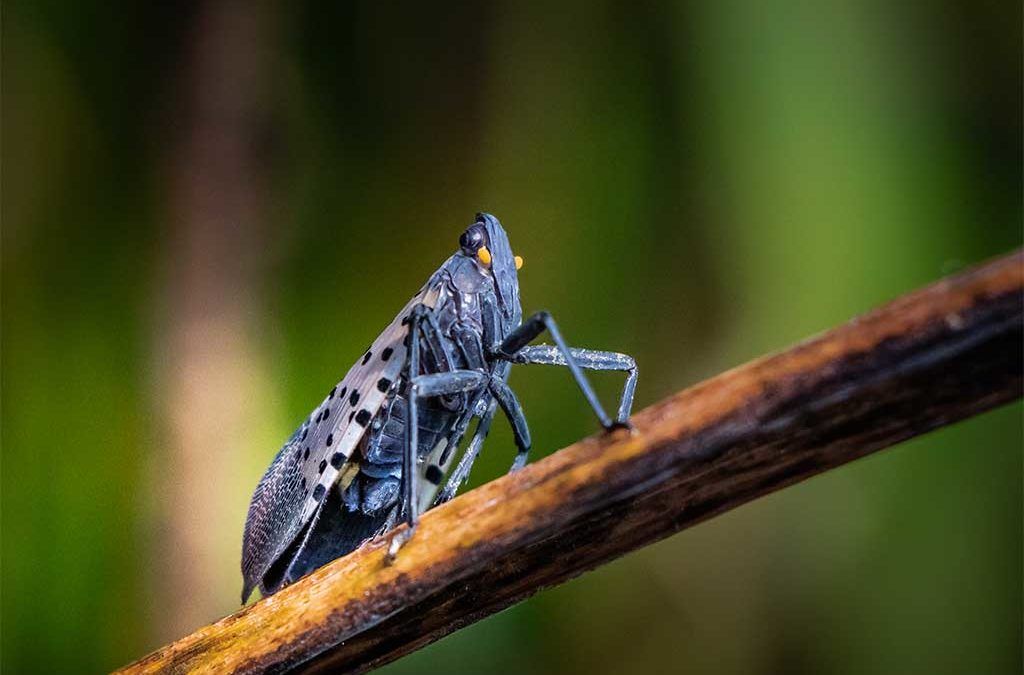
242 214 637 601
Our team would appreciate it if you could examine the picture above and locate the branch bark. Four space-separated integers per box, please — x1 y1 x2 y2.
120 250 1023 675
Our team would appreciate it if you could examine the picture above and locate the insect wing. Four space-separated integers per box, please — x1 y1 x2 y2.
240 421 312 600
241 277 443 598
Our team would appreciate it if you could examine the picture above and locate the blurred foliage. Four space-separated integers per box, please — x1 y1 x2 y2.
2 1 1020 673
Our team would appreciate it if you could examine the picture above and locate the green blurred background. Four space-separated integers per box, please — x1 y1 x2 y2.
3 1 1021 673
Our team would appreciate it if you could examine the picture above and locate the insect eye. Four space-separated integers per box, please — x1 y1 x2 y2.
459 225 486 256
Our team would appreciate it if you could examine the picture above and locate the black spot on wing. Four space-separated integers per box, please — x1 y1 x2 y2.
319 459 327 474
244 283 439 596
377 378 392 393
425 464 443 485
326 433 334 446
349 390 360 406
330 452 345 469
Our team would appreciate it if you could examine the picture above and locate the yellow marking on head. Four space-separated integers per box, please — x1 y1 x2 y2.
514 256 523 270
477 246 492 266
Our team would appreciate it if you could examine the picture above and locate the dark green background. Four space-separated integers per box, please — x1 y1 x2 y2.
3 1 1021 673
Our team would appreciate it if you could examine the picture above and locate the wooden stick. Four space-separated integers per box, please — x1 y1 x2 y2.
119 250 1023 675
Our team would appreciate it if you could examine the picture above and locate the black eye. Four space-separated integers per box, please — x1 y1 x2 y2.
460 225 485 256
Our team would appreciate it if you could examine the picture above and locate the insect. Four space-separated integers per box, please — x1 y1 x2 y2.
241 213 638 602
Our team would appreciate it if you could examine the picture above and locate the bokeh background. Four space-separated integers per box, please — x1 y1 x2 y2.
3 1 1021 673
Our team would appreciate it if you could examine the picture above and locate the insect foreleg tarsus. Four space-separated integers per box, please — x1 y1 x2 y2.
513 345 637 424
494 311 623 430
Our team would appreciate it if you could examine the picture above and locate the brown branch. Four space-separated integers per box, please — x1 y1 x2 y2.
119 250 1023 675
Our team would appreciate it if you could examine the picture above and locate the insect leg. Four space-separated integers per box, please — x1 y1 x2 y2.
394 306 488 558
409 369 490 489
422 310 457 372
434 399 498 506
488 377 532 472
393 304 427 558
494 311 618 430
451 323 487 370
514 345 637 424
389 368 488 559
427 323 499 506
433 371 530 493
413 370 489 397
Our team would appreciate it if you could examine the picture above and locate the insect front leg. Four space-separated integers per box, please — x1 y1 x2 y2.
513 346 637 424
493 311 621 430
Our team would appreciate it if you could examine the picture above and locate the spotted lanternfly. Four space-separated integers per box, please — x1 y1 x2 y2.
241 213 638 601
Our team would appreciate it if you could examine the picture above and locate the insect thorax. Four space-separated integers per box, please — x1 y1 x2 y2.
341 261 506 519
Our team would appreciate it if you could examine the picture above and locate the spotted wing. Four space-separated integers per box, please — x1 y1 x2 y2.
241 277 444 600
240 423 310 600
